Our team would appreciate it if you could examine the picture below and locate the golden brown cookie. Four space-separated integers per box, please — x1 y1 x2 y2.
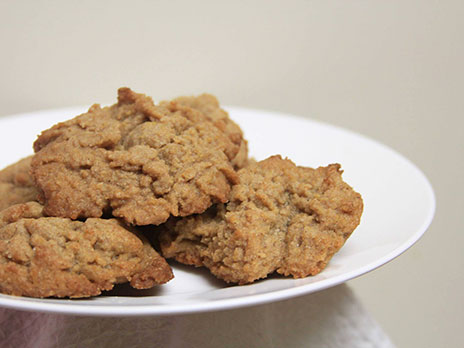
158 156 363 284
165 94 248 169
31 88 243 225
0 202 173 298
0 156 39 211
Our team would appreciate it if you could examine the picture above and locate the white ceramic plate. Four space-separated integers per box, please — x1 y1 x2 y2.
0 106 435 316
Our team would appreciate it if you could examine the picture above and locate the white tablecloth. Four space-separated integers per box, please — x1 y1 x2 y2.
0 284 394 348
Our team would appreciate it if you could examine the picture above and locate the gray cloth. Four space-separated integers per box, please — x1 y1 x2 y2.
0 284 394 348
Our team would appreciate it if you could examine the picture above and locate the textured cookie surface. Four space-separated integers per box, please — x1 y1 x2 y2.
31 88 242 225
0 157 39 211
159 156 363 284
0 202 173 298
166 94 248 169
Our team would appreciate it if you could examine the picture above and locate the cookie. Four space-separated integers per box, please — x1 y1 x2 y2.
165 94 248 169
158 156 363 284
0 156 39 211
31 88 243 225
0 202 173 298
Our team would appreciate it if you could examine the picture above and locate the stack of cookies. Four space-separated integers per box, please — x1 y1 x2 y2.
0 88 363 298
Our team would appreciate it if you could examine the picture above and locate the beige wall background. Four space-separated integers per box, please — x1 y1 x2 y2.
0 1 462 346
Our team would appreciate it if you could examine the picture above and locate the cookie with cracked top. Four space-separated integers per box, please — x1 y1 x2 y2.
158 155 363 284
31 88 245 225
0 202 173 298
